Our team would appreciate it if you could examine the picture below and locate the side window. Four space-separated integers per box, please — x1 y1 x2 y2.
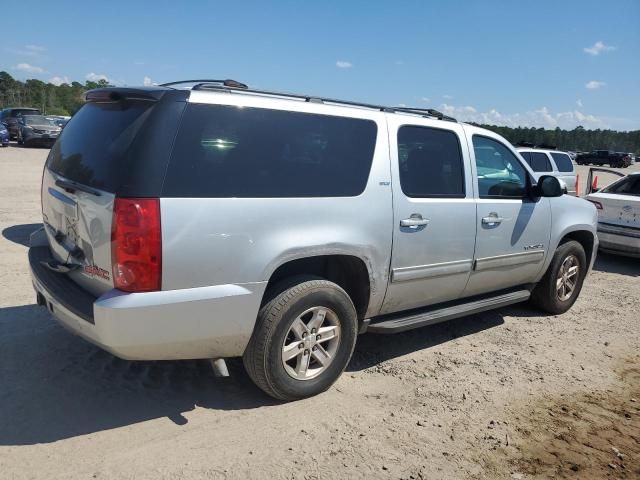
472 135 528 198
163 104 378 198
526 152 553 172
397 126 465 198
603 176 640 195
550 153 574 172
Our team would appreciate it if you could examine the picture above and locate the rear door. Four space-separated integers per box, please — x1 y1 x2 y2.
464 131 551 297
380 116 477 314
42 90 186 296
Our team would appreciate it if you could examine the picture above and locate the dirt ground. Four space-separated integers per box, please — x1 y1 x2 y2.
1 144 638 480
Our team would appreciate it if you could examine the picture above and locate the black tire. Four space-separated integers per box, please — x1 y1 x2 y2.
530 240 587 315
243 278 358 401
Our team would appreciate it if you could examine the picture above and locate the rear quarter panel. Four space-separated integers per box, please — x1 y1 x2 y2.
160 99 393 318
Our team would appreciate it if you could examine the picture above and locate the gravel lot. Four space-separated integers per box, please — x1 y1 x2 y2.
1 144 639 479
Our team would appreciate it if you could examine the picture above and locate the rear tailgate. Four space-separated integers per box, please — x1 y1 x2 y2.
592 192 640 229
41 88 187 296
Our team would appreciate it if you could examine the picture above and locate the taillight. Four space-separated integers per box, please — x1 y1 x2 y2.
111 198 161 292
587 199 603 210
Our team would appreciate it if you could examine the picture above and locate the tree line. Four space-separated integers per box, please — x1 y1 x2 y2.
1 71 638 153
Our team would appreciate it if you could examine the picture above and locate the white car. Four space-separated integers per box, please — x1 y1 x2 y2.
585 169 640 257
517 148 577 196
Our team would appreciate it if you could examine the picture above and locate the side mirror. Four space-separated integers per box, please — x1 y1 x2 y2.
536 175 563 197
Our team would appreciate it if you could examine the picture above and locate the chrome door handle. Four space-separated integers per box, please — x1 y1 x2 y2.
482 213 505 225
400 215 430 228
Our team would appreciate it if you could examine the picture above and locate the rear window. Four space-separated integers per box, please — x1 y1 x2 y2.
12 108 41 117
551 153 574 172
163 103 378 197
48 102 153 191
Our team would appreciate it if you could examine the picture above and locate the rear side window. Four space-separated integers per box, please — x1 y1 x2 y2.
551 152 574 172
163 104 377 197
522 152 553 172
397 125 465 197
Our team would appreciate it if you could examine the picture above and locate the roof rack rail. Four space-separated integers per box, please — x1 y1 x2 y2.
392 107 456 122
159 79 248 89
162 80 457 122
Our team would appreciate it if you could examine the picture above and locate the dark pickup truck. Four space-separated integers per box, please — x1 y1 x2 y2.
576 150 632 168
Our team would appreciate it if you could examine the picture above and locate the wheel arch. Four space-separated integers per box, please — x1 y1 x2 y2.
262 254 373 321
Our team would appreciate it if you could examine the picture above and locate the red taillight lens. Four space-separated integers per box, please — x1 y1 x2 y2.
587 199 603 210
111 198 161 292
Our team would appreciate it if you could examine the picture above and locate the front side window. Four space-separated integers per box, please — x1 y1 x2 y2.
473 136 528 198
163 104 378 197
397 126 465 197
551 152 574 172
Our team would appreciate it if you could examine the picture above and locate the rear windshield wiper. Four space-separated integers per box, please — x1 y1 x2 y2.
55 178 102 197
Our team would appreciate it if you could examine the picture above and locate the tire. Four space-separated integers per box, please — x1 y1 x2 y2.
530 240 587 315
243 278 358 401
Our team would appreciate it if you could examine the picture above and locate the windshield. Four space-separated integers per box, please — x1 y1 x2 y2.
24 115 58 126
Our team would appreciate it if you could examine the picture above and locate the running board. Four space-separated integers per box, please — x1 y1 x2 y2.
367 289 531 334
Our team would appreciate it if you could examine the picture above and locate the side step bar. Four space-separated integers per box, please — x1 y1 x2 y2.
367 289 531 334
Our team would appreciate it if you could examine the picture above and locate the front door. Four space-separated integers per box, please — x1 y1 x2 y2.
464 133 551 297
380 117 477 315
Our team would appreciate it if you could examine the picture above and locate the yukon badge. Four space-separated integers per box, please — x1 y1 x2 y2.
524 243 543 251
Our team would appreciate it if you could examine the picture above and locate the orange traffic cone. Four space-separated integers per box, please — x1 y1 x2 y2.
592 176 598 191
576 173 580 196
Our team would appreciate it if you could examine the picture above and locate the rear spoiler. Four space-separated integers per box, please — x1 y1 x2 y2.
84 87 171 103
584 167 625 195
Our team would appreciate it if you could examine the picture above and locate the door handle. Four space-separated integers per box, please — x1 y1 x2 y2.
400 215 430 228
482 212 505 225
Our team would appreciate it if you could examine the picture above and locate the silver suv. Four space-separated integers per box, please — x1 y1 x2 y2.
29 80 598 400
517 147 577 196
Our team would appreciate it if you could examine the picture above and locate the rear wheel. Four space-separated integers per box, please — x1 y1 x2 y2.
530 240 587 314
243 278 357 400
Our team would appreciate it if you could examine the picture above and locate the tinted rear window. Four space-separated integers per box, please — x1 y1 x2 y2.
12 108 41 117
551 153 574 172
48 102 154 191
163 103 378 197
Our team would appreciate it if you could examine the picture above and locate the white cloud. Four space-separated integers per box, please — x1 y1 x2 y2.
439 103 609 130
584 41 616 56
421 97 430 103
12 63 45 74
143 76 157 86
86 72 111 83
394 60 404 65
585 80 606 90
336 60 353 69
576 99 583 108
48 76 70 86
443 94 454 100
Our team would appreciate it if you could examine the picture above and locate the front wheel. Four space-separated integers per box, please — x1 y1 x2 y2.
243 278 358 400
530 240 587 314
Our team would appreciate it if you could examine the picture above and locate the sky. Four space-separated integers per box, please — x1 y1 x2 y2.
4 0 639 131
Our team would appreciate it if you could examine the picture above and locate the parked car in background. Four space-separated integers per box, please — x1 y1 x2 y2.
576 150 632 168
29 80 598 400
585 168 640 258
17 115 62 147
0 107 41 139
0 122 10 146
48 115 71 129
517 147 577 195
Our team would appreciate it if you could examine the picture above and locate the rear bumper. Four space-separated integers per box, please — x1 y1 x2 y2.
29 242 266 360
597 223 640 258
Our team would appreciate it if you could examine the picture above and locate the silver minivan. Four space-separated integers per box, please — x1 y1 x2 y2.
29 80 598 400
517 148 577 196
